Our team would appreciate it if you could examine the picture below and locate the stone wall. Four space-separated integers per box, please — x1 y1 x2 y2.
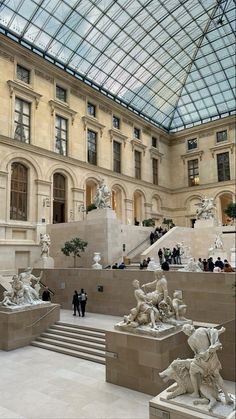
33 269 235 324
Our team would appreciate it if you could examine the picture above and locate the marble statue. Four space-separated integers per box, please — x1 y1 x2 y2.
146 257 161 271
178 257 202 272
0 269 44 308
214 233 223 250
115 272 191 336
159 325 233 412
195 196 216 220
40 233 51 258
93 179 111 209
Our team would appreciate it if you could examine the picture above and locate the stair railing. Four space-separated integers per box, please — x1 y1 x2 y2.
25 304 59 328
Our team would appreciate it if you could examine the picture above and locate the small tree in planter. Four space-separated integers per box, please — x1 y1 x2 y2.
142 218 155 227
163 218 175 230
224 202 236 223
61 237 88 268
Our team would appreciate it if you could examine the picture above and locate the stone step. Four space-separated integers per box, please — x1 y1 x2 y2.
41 332 105 349
46 328 105 344
31 341 105 365
35 336 106 357
55 321 106 335
50 324 105 339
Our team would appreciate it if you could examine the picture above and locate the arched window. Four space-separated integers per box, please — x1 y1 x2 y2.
10 162 28 220
53 173 66 223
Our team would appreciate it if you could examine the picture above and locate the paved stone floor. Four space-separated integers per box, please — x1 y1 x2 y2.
0 311 151 419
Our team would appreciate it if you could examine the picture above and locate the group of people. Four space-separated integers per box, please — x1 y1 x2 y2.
198 257 234 272
111 262 126 269
158 246 182 265
149 226 168 245
72 289 88 317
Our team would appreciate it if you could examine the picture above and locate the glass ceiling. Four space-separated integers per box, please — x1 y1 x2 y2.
0 0 235 132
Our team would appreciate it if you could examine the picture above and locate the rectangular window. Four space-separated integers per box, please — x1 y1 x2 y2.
217 152 230 181
55 115 67 156
152 158 158 185
187 138 197 150
216 130 227 143
14 98 30 143
113 141 121 173
134 127 140 139
113 115 120 129
134 150 141 179
152 137 157 148
188 159 199 186
87 129 97 165
56 85 67 102
87 102 96 117
17 64 30 84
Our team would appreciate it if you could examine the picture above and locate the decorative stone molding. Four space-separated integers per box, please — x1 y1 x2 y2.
209 142 235 157
181 150 204 164
199 130 214 138
0 49 14 62
71 89 86 100
7 80 42 109
144 202 152 208
130 139 147 155
149 147 164 161
35 70 54 83
143 127 151 135
82 116 105 137
109 129 128 145
99 104 112 115
48 100 77 124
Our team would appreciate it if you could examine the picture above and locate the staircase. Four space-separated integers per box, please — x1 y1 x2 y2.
31 321 106 364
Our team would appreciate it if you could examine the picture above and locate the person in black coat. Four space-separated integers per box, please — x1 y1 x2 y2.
72 290 81 316
214 257 224 270
207 257 215 272
79 288 87 317
42 286 51 301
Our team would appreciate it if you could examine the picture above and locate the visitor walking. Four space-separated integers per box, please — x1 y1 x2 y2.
42 286 51 302
79 288 87 317
72 290 81 316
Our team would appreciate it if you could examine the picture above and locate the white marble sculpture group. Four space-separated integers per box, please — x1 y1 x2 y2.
115 272 191 336
0 268 44 308
40 233 51 258
93 179 111 209
195 196 216 220
159 325 234 413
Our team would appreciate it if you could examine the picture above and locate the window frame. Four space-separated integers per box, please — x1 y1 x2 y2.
152 158 158 185
10 162 28 221
134 150 141 179
87 102 96 117
113 115 120 130
187 138 198 151
113 140 121 173
55 114 68 156
14 97 31 143
16 64 30 84
87 129 97 165
187 158 199 187
56 85 67 103
216 130 228 143
134 127 141 140
217 152 230 182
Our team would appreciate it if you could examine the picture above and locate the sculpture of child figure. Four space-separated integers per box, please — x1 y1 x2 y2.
172 290 188 321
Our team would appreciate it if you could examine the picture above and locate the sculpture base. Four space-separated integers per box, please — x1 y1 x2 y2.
114 319 192 338
150 384 236 419
0 303 60 350
34 256 55 268
194 219 217 229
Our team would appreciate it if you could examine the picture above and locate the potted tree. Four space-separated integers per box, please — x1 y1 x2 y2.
61 237 88 267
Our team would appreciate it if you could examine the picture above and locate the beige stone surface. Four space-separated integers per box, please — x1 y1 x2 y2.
0 303 60 350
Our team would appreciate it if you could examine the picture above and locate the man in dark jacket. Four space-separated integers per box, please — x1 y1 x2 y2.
214 257 224 271
79 288 87 317
207 257 215 272
42 286 51 302
72 290 81 316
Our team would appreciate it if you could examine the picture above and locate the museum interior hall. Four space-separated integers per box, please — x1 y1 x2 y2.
0 1 235 418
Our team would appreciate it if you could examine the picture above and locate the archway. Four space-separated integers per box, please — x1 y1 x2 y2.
112 187 122 221
218 193 234 225
86 179 97 207
133 191 143 225
151 195 162 225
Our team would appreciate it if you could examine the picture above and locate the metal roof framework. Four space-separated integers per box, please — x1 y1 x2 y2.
0 0 235 132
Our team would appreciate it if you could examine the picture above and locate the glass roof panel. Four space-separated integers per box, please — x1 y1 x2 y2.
0 0 235 132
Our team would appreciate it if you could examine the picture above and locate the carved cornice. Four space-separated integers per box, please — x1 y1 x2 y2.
130 139 147 155
48 100 77 124
122 117 133 127
99 104 112 115
181 150 204 164
109 129 128 145
209 142 235 157
7 80 42 109
149 147 164 161
71 89 86 100
82 116 105 137
35 69 54 83
0 49 14 62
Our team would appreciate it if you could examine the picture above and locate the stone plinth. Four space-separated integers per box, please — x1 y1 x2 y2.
87 207 117 220
106 328 192 396
149 382 235 419
194 219 217 229
0 303 60 350
230 247 236 268
34 256 55 268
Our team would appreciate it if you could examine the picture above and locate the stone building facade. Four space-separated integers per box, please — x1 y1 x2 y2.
0 35 235 269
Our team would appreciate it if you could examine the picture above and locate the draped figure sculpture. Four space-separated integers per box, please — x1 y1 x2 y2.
93 179 111 209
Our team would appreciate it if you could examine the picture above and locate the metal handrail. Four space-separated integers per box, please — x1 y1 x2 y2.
25 304 59 328
126 236 150 257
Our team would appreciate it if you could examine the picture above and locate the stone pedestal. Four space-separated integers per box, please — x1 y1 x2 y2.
0 303 60 350
149 382 235 419
34 256 55 268
230 247 236 268
106 328 192 396
194 219 217 229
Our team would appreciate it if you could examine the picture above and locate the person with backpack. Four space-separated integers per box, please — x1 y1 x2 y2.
79 288 88 317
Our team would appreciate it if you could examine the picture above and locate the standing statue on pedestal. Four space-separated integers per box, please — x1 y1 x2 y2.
93 179 111 209
159 325 233 412
40 233 51 258
195 196 216 220
214 233 224 250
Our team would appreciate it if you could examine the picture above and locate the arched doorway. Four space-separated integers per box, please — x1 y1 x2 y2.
133 191 143 225
86 179 97 207
219 193 233 225
112 188 122 221
53 173 66 223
